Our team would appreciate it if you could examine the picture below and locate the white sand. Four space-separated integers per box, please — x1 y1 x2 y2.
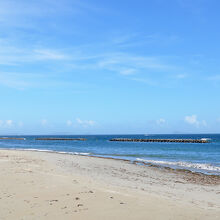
0 149 219 220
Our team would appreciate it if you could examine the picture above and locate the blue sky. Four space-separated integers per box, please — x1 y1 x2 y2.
0 0 220 134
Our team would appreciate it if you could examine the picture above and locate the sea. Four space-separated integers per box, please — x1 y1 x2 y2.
0 134 219 175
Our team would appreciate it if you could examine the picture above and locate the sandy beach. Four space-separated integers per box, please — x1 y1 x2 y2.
0 149 219 220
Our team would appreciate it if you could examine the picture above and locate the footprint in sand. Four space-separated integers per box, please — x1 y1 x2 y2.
50 199 58 202
49 199 58 205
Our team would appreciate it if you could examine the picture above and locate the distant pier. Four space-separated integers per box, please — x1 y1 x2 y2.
0 137 25 140
109 138 209 143
36 138 86 141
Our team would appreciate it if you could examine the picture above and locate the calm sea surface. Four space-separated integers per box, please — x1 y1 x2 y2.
0 134 219 175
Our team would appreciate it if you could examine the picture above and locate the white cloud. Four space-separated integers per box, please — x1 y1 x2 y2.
184 115 206 127
66 120 72 126
76 118 96 127
41 119 48 126
0 120 25 128
156 118 166 125
67 119 96 127
0 120 14 127
185 115 198 125
5 120 13 127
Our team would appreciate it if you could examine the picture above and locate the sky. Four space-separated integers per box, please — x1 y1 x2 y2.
0 0 220 134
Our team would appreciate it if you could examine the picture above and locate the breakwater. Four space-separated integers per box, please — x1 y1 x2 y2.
0 137 25 140
35 138 86 141
109 138 209 143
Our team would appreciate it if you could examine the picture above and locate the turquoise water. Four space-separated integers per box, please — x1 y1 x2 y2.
0 134 219 175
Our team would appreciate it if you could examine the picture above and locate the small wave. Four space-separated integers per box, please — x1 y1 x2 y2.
21 148 55 153
201 138 211 141
72 152 91 156
136 158 220 172
4 148 91 156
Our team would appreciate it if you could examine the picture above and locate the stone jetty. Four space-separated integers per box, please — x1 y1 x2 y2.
36 138 86 141
0 137 26 140
109 138 209 143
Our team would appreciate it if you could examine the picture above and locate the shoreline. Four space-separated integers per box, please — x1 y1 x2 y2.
1 147 220 179
0 149 220 219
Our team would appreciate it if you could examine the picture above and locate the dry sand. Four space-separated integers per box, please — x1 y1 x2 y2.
0 149 219 220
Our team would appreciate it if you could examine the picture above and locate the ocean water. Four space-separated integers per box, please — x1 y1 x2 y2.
0 134 219 175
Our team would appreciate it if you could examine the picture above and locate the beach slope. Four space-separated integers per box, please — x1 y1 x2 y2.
0 149 219 220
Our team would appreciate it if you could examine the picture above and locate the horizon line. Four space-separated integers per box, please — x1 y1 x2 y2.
0 133 220 136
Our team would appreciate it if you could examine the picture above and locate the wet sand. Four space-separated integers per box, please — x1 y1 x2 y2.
0 149 219 220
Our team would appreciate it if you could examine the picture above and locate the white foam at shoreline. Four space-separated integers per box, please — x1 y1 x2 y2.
2 148 91 156
136 158 220 172
1 147 219 174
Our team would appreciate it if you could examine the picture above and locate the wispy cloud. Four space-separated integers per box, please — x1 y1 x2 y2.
0 38 182 88
96 53 174 74
119 68 137 75
175 74 187 79
34 49 68 61
0 0 102 29
110 32 181 49
0 71 92 91
0 72 30 90
0 0 208 93
207 75 220 81
0 41 69 65
129 77 157 86
0 42 199 91
111 33 139 45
